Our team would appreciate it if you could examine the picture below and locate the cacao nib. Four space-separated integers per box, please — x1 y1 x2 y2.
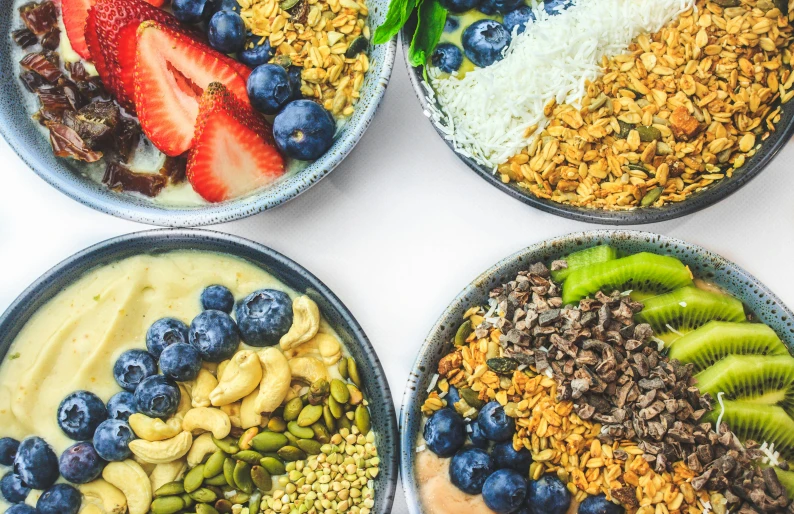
20 52 61 83
19 1 57 35
46 122 102 162
103 162 167 197
12 28 37 48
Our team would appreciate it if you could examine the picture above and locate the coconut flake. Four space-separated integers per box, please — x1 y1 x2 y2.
415 444 426 453
426 374 439 393
714 392 726 433
665 324 684 337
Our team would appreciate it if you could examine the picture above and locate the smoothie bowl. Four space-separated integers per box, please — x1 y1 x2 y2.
0 0 396 226
0 229 398 514
402 230 794 514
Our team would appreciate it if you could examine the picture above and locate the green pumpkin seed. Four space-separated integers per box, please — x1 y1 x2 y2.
617 120 634 139
233 461 254 494
204 450 227 478
636 125 662 142
347 357 361 387
227 491 250 504
297 404 324 427
283 430 300 446
238 427 259 450
312 422 330 444
279 0 299 9
260 456 286 476
235 450 264 465
587 93 608 112
338 358 349 379
204 473 228 487
277 445 307 462
267 417 287 433
354 405 371 435
283 397 303 422
296 439 322 455
454 320 473 346
189 488 218 503
214 499 233 513
486 357 519 375
212 435 239 455
181 493 194 509
224 457 237 488
251 432 289 453
154 481 185 497
151 496 185 514
344 35 367 58
459 388 485 409
337 415 352 430
330 379 350 404
714 0 739 5
327 395 343 418
347 384 363 405
251 465 272 491
641 186 663 207
197 504 221 514
287 421 314 439
184 464 205 493
260 452 283 461
323 405 336 432
249 490 263 514
627 163 647 172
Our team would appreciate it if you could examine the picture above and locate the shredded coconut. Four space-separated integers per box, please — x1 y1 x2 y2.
665 324 684 337
714 391 726 432
426 0 694 169
679 301 688 307
416 444 426 453
426 373 439 393
760 441 781 466
466 424 473 433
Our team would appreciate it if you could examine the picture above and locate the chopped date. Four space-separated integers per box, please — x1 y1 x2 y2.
160 156 187 184
19 1 57 35
37 86 73 118
40 27 60 50
102 162 167 197
47 122 102 162
20 52 62 83
12 28 37 48
114 117 142 162
19 71 46 93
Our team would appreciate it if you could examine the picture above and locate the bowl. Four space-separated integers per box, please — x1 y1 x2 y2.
399 229 794 513
0 228 399 514
401 20 794 225
0 7 397 227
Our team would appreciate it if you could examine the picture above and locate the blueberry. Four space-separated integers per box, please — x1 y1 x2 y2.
113 349 157 392
461 19 511 68
449 447 492 494
240 37 275 67
482 469 527 514
543 0 573 15
431 43 463 73
422 408 466 457
438 0 480 14
491 440 532 474
234 289 293 347
208 10 245 53
59 442 104 484
57 391 108 441
107 391 136 421
189 310 240 362
477 401 515 442
201 285 235 313
286 66 303 101
469 421 489 448
14 437 58 490
37 484 81 514
526 475 571 514
134 375 181 418
92 420 134 462
146 318 189 359
6 505 37 514
172 0 211 23
444 16 459 32
211 0 241 14
1 473 30 503
159 343 202 382
273 100 336 161
446 385 461 406
503 5 535 34
578 494 624 514
0 438 20 466
478 0 522 14
247 64 293 115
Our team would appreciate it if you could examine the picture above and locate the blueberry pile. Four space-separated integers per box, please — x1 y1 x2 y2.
0 285 296 513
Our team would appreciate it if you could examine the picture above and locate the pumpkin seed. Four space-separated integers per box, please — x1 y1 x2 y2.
154 481 185 497
227 491 250 503
212 436 239 455
251 465 272 491
283 430 300 446
204 474 228 487
214 499 233 513
617 120 634 139
204 450 227 478
347 384 363 405
323 405 336 432
197 504 220 514
330 379 350 404
355 405 371 435
279 0 299 9
238 427 259 450
297 404 324 427
347 357 361 387
454 320 472 346
249 490 263 514
272 54 292 69
287 421 315 439
283 398 303 422
328 395 343 418
184 464 205 493
486 357 518 375
151 496 185 514
627 163 647 172
189 488 218 504
223 457 236 488
337 415 352 431
344 35 367 58
181 494 194 509
260 456 286 476
641 186 663 207
277 445 307 461
587 93 608 112
460 388 485 409
251 431 288 453
233 461 254 494
267 416 287 433
714 0 738 5
636 125 662 142
260 452 283 461
311 422 330 444
338 358 349 379
234 450 264 465
296 438 322 455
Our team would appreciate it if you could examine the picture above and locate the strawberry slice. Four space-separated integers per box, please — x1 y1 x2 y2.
134 22 250 156
84 8 108 79
61 0 94 59
187 83 284 203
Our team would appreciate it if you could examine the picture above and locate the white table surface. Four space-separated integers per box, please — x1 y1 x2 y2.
2 49 794 514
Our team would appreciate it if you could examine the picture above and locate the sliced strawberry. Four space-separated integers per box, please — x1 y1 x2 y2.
134 22 250 156
84 8 109 79
187 83 284 203
143 0 166 6
61 0 94 59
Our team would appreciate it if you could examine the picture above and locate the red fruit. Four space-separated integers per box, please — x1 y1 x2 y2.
61 0 94 59
84 8 108 80
187 83 284 203
134 22 251 156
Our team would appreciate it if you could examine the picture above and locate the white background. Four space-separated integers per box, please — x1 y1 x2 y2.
2 50 794 513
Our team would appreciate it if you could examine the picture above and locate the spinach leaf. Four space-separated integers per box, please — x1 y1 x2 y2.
372 0 417 44
408 0 447 68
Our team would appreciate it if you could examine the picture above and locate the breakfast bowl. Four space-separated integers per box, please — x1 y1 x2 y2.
0 0 396 227
401 230 794 514
401 0 794 224
0 228 398 513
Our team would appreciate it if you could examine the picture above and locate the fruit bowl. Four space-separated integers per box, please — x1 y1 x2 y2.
0 229 399 513
0 0 396 226
400 230 794 513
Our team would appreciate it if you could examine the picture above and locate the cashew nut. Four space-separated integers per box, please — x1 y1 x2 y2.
102 460 152 514
129 431 193 464
316 333 342 366
133 456 157 476
79 479 127 514
210 351 262 406
240 388 263 429
280 296 321 351
220 401 242 428
217 359 230 381
129 413 183 442
176 384 192 420
149 458 187 492
186 433 216 468
289 356 329 385
181 407 231 439
253 347 291 413
191 369 218 408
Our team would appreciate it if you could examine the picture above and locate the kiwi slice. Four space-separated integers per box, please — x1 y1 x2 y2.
668 321 788 372
551 245 618 283
561 252 693 305
709 400 794 459
634 286 746 345
775 468 794 500
695 355 794 409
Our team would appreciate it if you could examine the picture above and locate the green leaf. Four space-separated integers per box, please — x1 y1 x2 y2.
372 0 417 44
408 0 447 68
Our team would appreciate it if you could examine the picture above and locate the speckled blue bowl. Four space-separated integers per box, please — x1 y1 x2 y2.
400 230 794 514
0 7 396 227
0 229 399 514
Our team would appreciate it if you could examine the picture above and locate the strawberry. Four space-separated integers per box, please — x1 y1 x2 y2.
134 22 250 156
61 0 94 59
187 83 284 203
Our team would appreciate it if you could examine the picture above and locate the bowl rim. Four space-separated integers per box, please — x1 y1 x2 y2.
400 27 794 225
398 229 794 514
0 32 397 227
0 228 399 514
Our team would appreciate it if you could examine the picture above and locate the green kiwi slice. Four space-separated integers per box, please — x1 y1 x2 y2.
709 400 794 459
634 286 746 345
551 245 618 283
560 252 693 305
695 355 794 410
668 321 788 372
775 468 794 499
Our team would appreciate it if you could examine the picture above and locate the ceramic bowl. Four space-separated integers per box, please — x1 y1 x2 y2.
399 229 794 513
0 7 396 227
0 228 399 514
401 22 794 224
